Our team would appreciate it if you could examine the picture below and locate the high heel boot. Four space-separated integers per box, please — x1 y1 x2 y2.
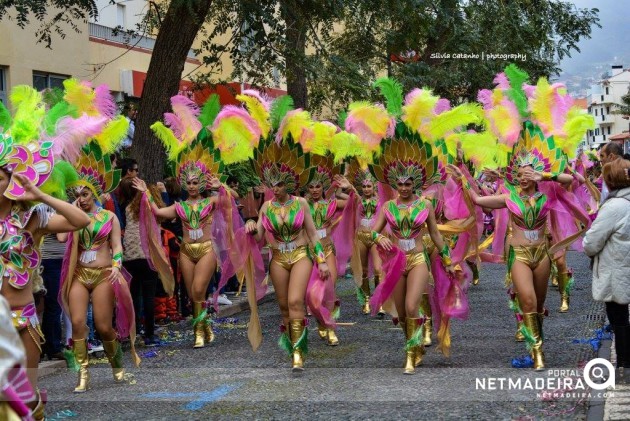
403 317 424 374
192 301 206 348
72 338 89 393
361 276 371 314
523 313 545 371
557 272 570 312
421 293 433 346
289 319 307 372
103 339 126 382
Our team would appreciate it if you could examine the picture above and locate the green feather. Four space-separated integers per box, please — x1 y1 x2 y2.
356 287 367 306
278 332 293 356
40 161 79 199
373 77 403 117
110 341 123 367
337 110 348 129
565 274 575 294
44 101 74 135
332 306 340 320
508 297 522 315
504 64 529 118
270 95 294 131
0 100 11 130
63 349 80 372
519 324 536 350
405 326 423 351
294 327 308 355
198 94 221 127
191 309 208 327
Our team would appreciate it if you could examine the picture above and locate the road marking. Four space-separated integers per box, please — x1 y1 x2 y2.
142 383 242 411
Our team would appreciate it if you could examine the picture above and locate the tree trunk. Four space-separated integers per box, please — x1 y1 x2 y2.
281 2 308 109
130 0 212 183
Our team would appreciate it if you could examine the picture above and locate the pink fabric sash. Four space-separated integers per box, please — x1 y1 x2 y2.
368 246 406 314
139 193 174 296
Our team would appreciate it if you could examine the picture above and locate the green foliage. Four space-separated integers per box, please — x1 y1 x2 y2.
612 93 630 117
224 161 261 197
0 0 98 48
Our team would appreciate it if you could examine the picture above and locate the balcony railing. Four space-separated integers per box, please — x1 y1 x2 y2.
89 23 196 59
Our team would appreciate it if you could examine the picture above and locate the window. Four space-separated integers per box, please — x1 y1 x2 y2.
117 4 126 28
608 127 611 135
606 106 610 114
601 95 604 101
602 115 605 122
595 128 599 136
595 109 598 116
0 67 6 105
33 72 69 91
606 87 609 95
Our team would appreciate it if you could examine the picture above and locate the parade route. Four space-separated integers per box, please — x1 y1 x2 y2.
39 251 609 420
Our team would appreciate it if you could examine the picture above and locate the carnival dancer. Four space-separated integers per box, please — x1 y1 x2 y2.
59 141 142 392
456 65 593 370
346 161 385 316
137 94 259 349
246 134 331 372
0 86 96 416
368 136 456 375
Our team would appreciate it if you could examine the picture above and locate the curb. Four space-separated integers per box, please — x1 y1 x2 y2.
586 336 612 421
38 359 67 379
216 288 275 318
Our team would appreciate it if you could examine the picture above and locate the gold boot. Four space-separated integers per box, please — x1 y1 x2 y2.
289 319 306 372
523 313 545 371
204 320 215 343
317 322 327 340
32 390 46 421
103 339 125 382
326 328 339 346
361 276 371 315
192 301 206 348
72 338 89 393
557 272 570 313
374 272 385 316
421 294 433 347
551 275 558 287
403 317 423 374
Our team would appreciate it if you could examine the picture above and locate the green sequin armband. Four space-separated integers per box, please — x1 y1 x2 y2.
314 242 326 264
438 245 452 266
112 251 123 269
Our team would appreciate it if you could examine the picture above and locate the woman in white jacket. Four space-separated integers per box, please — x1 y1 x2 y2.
583 157 630 384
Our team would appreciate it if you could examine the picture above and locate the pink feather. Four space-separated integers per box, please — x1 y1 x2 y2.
404 88 422 105
493 73 509 89
48 114 107 162
434 98 452 115
212 105 262 140
522 84 536 98
93 84 117 118
241 89 270 111
169 96 201 142
477 90 493 109
550 84 573 135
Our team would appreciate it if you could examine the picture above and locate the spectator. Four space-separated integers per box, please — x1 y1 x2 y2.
583 158 630 384
598 142 624 203
40 234 66 360
121 104 137 150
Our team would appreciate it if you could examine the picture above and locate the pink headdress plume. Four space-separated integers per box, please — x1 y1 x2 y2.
93 84 118 119
164 95 202 144
48 114 108 162
344 101 395 154
211 105 262 164
236 90 271 139
275 108 313 144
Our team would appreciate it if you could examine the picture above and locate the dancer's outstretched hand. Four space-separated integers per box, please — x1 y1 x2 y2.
318 262 331 280
377 236 393 251
245 220 257 234
132 177 147 192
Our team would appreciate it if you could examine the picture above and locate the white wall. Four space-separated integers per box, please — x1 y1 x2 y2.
92 0 148 30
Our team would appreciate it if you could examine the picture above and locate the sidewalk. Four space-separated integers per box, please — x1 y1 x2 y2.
603 336 630 420
37 286 276 379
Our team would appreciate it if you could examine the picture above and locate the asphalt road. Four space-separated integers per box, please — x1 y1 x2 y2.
40 251 604 420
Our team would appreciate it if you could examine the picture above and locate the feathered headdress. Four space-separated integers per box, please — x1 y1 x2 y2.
346 158 377 191
176 135 225 191
253 137 309 194
369 128 443 192
477 64 594 183
344 101 395 160
67 141 121 199
305 153 344 193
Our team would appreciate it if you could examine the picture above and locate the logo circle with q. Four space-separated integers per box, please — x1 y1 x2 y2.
584 358 615 390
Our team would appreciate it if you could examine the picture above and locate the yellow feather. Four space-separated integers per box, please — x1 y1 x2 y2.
530 78 553 134
151 122 186 162
212 116 258 164
63 79 98 116
9 86 45 144
236 94 271 138
426 103 483 142
347 102 392 140
329 131 374 165
558 107 596 158
94 116 129 154
309 122 337 156
402 89 439 134
280 110 312 142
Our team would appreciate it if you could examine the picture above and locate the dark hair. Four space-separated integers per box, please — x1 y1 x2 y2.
603 142 624 158
164 177 181 199
227 176 238 185
624 153 630 161
121 158 138 176
118 177 136 209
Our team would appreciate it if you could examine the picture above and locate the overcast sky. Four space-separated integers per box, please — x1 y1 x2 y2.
559 0 630 78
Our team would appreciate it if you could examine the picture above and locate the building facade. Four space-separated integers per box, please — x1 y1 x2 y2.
1 0 284 107
586 65 630 150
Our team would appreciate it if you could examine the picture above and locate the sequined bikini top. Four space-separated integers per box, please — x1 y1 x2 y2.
0 206 43 290
383 198 429 240
78 208 113 264
175 198 214 241
505 184 549 231
361 198 377 220
309 198 338 231
262 197 305 244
